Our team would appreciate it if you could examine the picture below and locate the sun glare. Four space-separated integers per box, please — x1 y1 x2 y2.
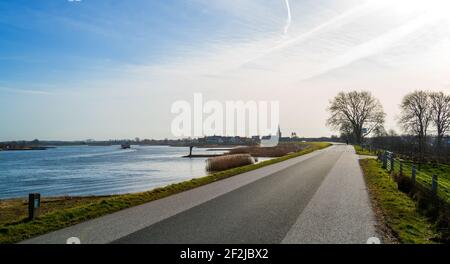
372 0 450 20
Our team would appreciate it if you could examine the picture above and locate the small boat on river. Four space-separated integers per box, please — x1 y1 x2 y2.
121 142 131 149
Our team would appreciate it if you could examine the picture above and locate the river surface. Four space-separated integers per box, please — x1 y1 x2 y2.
0 145 240 199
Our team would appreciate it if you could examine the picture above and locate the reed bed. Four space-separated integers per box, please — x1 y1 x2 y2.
229 143 307 157
206 154 255 172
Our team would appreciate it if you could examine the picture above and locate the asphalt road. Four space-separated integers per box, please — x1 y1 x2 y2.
114 144 377 244
23 144 378 244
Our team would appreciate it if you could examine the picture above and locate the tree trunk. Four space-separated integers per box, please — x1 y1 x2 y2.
353 127 362 145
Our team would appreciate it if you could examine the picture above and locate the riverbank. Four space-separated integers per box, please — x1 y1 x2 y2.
0 142 331 244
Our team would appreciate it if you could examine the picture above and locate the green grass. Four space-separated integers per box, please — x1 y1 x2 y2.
359 159 437 244
354 145 377 156
390 160 450 203
0 142 331 244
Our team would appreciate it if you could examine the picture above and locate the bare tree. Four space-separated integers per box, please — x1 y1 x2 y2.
399 91 433 159
327 91 385 144
338 121 354 144
429 91 450 154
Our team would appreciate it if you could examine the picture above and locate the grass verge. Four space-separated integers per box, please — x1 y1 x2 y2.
354 145 377 156
0 142 331 244
359 159 438 244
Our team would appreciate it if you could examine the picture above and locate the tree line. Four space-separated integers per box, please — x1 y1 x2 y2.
327 90 450 161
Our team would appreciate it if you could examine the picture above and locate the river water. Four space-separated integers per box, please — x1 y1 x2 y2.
0 145 229 199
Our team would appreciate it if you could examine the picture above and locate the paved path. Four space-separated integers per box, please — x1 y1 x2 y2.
22 144 378 244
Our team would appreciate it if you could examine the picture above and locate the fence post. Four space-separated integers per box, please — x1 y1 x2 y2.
399 162 403 177
382 151 387 169
431 175 438 195
390 155 394 173
411 165 416 186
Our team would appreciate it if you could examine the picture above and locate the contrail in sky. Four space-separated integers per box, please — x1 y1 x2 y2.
284 0 292 34
233 2 371 69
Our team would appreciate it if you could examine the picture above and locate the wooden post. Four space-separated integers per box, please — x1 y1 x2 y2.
411 165 416 186
188 146 194 158
399 162 403 177
382 151 387 169
28 193 41 220
431 175 438 195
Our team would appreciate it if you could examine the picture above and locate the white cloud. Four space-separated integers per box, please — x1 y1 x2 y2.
0 87 54 95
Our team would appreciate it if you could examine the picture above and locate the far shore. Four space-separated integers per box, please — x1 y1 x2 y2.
0 146 53 151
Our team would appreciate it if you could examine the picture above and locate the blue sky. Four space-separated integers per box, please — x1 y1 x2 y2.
1 0 450 140
0 0 238 140
0 0 225 84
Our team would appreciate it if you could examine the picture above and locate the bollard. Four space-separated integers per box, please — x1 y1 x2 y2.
431 175 438 195
411 165 416 186
28 193 41 220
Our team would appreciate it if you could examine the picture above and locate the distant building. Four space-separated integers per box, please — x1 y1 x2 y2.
196 135 259 145
277 126 296 142
252 135 260 143
206 136 224 144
